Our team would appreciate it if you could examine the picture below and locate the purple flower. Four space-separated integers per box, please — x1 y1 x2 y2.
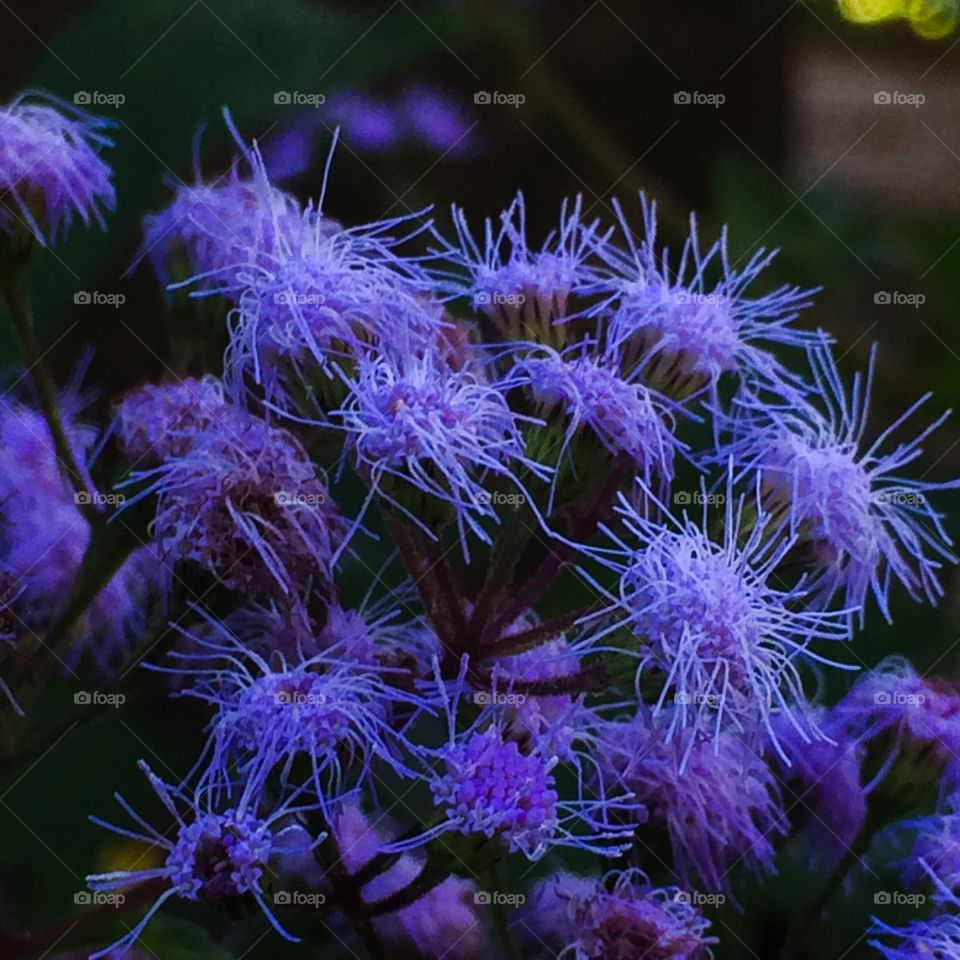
517 343 682 504
330 802 491 960
114 376 234 466
837 656 960 756
575 474 853 756
0 92 114 245
331 343 550 559
768 706 866 870
521 869 717 960
589 194 818 398
718 341 959 621
909 802 960 907
86 761 321 956
0 400 160 672
326 92 402 152
386 660 637 859
441 193 604 338
161 609 424 807
603 711 786 894
140 137 303 289
489 634 596 760
431 726 561 857
194 135 443 413
869 915 960 959
225 213 441 410
400 84 476 156
121 410 344 597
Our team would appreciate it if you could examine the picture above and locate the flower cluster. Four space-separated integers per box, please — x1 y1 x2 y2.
0 96 957 960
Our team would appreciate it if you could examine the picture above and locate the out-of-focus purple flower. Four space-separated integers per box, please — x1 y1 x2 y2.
575 474 853 757
86 761 321 956
589 194 818 399
489 633 595 760
326 92 402 152
719 341 959 622
263 123 315 180
331 342 550 560
400 84 476 156
441 193 605 338
521 869 717 960
114 376 234 466
869 914 960 959
0 92 114 245
0 400 160 673
330 802 491 960
834 657 960 763
769 707 867 870
603 710 786 894
120 410 344 597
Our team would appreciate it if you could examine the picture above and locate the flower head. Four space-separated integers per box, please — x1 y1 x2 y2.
836 656 960 758
0 92 114 245
386 660 637 859
123 410 343 597
518 343 681 502
86 761 320 957
718 341 959 621
522 869 716 960
603 711 786 893
331 343 549 559
114 376 234 465
441 193 604 338
576 474 852 756
768 706 866 870
432 726 561 856
140 125 303 288
589 194 817 398
0 399 160 672
163 610 424 805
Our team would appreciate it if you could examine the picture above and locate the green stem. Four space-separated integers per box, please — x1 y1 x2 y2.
0 258 102 524
487 860 522 960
